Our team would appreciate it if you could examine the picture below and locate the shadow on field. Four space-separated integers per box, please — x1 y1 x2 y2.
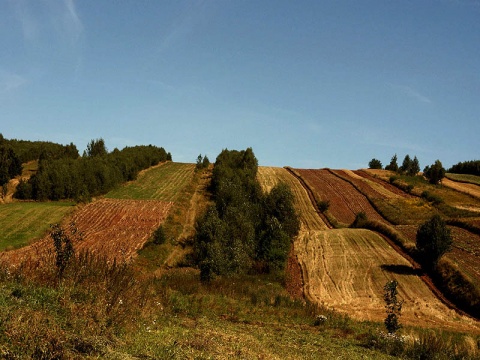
380 264 423 276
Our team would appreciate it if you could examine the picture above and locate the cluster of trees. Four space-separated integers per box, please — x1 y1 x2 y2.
370 154 420 176
0 133 78 164
0 144 22 189
193 148 300 281
370 154 447 184
15 139 171 201
448 160 480 176
195 154 210 171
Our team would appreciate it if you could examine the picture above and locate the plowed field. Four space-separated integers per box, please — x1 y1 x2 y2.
1 199 173 264
257 167 328 231
296 228 480 332
293 169 385 225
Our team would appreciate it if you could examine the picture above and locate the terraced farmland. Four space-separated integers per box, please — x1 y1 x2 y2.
1 162 195 264
257 167 328 231
292 168 386 225
262 167 480 332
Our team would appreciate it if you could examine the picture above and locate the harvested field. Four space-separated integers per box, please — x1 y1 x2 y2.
1 199 173 265
293 169 385 225
393 224 480 290
353 170 415 198
106 162 195 201
295 228 480 332
257 167 328 231
443 177 480 201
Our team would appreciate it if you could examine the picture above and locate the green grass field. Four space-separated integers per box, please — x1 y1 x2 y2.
0 201 75 251
106 162 196 201
446 173 480 186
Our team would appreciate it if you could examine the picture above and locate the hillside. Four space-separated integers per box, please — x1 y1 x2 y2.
1 159 480 358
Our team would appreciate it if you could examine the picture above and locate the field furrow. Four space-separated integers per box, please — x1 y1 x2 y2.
295 228 480 332
294 169 385 225
0 199 173 264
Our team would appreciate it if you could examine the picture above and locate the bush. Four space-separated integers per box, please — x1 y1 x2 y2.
317 199 330 213
152 226 167 245
368 158 382 169
421 191 443 205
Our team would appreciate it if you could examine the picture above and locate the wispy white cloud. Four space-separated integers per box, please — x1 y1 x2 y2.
10 0 38 41
11 0 83 44
392 84 432 104
156 0 210 55
0 70 27 93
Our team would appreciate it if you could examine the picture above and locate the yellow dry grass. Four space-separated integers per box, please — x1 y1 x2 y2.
443 178 480 201
259 166 480 332
295 228 480 332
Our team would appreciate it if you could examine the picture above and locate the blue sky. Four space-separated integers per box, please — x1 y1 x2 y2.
1 0 479 169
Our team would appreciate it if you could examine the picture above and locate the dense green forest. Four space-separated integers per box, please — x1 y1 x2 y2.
449 160 480 176
193 148 300 281
3 136 172 201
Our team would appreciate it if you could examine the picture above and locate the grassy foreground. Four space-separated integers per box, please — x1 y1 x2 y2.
1 256 479 359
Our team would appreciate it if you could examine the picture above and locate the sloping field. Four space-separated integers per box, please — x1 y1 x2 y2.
106 162 195 201
1 199 173 264
257 167 328 231
1 162 196 264
397 224 480 290
0 202 75 251
442 177 480 201
338 169 438 225
353 170 414 199
293 168 385 225
296 228 480 332
446 173 480 186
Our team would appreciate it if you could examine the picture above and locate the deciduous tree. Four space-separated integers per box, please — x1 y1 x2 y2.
416 215 452 270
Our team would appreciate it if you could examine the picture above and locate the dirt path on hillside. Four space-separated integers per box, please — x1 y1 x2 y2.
162 171 212 268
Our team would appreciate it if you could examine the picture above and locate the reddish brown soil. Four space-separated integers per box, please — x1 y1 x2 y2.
294 169 385 225
1 199 173 265
354 170 415 198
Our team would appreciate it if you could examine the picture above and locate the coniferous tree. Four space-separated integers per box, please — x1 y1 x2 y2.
385 154 399 172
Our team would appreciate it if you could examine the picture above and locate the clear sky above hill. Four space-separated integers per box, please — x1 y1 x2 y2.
1 1 479 169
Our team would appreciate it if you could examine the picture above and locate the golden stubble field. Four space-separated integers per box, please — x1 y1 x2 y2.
258 166 480 332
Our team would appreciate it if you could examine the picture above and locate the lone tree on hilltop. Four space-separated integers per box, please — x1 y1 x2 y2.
416 215 452 270
424 160 446 184
368 158 382 169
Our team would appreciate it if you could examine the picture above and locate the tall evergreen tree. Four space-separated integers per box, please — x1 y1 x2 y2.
385 154 399 172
